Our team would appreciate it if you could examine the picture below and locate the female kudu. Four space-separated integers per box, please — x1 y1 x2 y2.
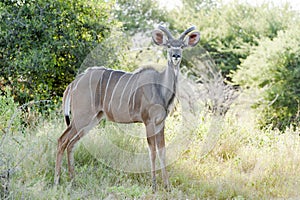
54 25 200 191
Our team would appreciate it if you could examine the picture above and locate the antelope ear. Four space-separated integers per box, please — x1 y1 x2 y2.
152 30 167 46
184 31 200 47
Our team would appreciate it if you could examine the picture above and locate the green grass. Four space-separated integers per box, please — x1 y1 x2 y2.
1 104 300 199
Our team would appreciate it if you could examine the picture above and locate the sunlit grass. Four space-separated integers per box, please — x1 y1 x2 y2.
1 103 300 199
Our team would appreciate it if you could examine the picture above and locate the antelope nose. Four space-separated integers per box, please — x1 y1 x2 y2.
172 54 181 59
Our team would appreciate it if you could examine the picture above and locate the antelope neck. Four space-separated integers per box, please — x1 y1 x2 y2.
167 60 180 77
160 61 179 109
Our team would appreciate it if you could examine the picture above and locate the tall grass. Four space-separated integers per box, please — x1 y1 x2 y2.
1 101 300 199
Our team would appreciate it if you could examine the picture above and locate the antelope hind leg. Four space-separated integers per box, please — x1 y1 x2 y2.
54 124 76 185
66 112 104 181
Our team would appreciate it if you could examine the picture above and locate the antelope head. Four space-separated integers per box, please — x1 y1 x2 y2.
152 25 200 66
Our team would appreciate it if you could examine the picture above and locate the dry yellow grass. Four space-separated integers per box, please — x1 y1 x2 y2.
1 101 300 199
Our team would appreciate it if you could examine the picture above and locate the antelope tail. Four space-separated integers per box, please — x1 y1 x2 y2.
62 85 71 126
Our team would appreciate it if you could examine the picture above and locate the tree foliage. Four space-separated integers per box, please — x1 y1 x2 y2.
113 0 170 34
232 26 300 129
169 0 297 77
166 0 300 129
0 0 116 104
1 0 300 129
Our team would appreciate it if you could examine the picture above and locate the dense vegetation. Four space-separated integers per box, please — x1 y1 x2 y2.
233 27 300 129
0 0 116 104
1 0 300 199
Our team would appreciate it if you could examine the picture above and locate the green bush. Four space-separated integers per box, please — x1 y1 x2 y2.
0 89 20 134
169 1 297 76
232 27 300 129
0 0 117 104
113 0 170 35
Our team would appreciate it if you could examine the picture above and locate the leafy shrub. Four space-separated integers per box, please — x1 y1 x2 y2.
113 0 170 35
0 89 20 134
232 27 300 129
0 0 117 104
170 1 297 76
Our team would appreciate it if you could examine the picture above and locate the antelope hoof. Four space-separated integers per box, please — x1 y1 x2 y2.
152 179 157 193
164 183 171 192
152 184 157 193
69 171 74 180
54 176 60 185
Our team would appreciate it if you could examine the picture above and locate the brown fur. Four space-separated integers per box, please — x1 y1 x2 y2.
55 26 200 192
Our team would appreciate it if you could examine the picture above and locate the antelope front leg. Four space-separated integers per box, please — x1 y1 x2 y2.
145 104 168 191
156 128 170 191
147 135 157 192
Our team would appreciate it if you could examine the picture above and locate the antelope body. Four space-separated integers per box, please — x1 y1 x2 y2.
54 26 200 191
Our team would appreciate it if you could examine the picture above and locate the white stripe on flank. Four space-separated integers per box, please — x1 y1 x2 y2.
103 70 113 107
127 75 139 107
64 87 71 116
108 72 127 111
118 73 135 110
68 71 87 115
98 70 104 108
89 71 94 110
131 89 136 111
72 72 85 91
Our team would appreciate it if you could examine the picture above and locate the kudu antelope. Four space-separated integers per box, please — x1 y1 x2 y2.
54 25 200 191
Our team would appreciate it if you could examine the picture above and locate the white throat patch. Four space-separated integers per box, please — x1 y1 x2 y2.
172 57 181 66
